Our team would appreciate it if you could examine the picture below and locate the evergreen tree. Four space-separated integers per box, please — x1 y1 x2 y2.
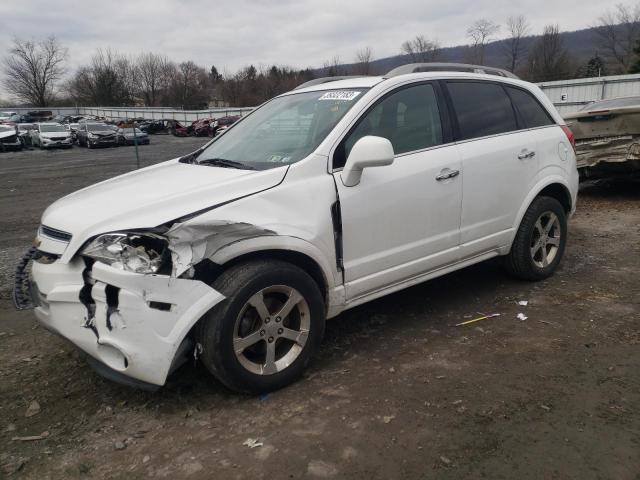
575 55 608 78
629 38 640 73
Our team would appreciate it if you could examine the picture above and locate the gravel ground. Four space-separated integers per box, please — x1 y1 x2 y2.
0 138 638 479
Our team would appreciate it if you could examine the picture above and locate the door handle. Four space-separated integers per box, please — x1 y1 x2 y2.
518 150 536 160
435 169 460 181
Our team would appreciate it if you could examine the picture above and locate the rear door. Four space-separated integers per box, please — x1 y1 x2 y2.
504 85 562 174
445 80 539 257
333 82 462 300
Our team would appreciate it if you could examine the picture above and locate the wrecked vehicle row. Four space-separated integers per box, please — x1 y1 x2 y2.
168 116 241 137
16 63 578 394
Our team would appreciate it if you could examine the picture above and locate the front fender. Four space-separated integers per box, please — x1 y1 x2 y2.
209 235 341 291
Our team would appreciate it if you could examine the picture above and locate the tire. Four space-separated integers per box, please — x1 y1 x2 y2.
505 196 567 281
197 259 325 394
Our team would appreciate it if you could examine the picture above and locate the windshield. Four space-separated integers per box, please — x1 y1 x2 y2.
87 124 111 132
0 125 14 132
194 89 368 170
121 128 143 134
40 124 67 132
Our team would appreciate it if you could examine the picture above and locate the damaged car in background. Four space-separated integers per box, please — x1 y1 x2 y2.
564 96 640 179
115 126 150 146
76 122 118 148
15 64 578 394
0 124 23 151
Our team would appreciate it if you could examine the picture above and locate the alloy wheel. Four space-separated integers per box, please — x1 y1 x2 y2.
233 285 310 375
530 211 561 268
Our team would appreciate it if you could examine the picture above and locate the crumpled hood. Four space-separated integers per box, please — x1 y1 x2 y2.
41 159 288 261
91 130 115 135
0 129 17 139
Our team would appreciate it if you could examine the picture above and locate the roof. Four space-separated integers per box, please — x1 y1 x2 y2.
289 76 384 94
287 70 531 96
385 62 517 79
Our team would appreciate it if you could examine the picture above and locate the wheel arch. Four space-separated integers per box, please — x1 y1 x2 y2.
191 236 338 308
537 182 572 213
507 177 573 252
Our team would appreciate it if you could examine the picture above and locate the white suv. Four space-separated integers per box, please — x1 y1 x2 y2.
17 64 578 393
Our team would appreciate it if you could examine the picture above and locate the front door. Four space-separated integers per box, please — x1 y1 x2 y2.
332 83 462 301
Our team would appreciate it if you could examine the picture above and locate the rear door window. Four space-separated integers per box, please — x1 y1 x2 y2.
447 81 518 140
505 87 555 128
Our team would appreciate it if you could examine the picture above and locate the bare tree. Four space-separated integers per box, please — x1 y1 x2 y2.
68 49 135 106
502 15 530 72
594 2 640 72
527 25 570 82
354 47 373 74
401 36 441 62
323 56 344 76
467 19 500 64
2 36 67 106
135 52 173 106
165 61 209 109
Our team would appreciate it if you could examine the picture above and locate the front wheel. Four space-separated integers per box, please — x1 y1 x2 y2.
197 259 325 394
505 196 567 281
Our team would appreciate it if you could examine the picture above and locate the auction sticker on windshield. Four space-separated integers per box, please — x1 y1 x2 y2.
318 91 361 101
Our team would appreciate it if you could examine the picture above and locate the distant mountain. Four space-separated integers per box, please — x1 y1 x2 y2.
317 25 609 77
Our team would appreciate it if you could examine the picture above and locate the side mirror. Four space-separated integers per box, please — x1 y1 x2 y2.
341 136 394 187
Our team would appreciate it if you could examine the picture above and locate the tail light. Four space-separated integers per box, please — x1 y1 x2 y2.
560 125 576 151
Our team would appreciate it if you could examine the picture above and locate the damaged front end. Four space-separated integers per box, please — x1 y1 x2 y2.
20 229 226 388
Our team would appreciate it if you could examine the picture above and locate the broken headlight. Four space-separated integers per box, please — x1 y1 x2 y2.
80 233 169 274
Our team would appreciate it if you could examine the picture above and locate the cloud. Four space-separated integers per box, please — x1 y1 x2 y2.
0 0 606 76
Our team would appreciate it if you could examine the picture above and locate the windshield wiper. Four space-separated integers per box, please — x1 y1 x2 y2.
197 158 256 170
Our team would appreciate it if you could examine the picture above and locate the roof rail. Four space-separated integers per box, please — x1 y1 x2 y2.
385 63 518 79
293 76 368 90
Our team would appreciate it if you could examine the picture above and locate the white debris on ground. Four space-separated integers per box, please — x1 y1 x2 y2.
243 438 264 449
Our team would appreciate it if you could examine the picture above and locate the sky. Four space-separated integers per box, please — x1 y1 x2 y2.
0 0 609 76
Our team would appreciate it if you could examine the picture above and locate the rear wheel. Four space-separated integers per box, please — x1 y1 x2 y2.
198 259 325 394
505 196 567 281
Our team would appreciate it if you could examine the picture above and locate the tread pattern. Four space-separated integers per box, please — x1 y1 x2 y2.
505 196 567 281
197 259 325 394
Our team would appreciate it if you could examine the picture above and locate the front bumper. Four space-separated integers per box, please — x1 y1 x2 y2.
122 137 150 145
42 138 73 148
27 255 224 386
1 139 23 150
88 138 117 147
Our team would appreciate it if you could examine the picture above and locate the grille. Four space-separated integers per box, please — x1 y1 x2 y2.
40 225 72 242
50 136 67 141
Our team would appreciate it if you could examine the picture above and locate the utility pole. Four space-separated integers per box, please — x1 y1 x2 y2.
133 121 140 170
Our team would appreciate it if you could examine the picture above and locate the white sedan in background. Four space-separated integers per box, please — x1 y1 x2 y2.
30 123 73 149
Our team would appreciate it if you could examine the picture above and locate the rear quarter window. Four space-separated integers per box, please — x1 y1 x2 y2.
506 87 555 128
447 81 518 140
